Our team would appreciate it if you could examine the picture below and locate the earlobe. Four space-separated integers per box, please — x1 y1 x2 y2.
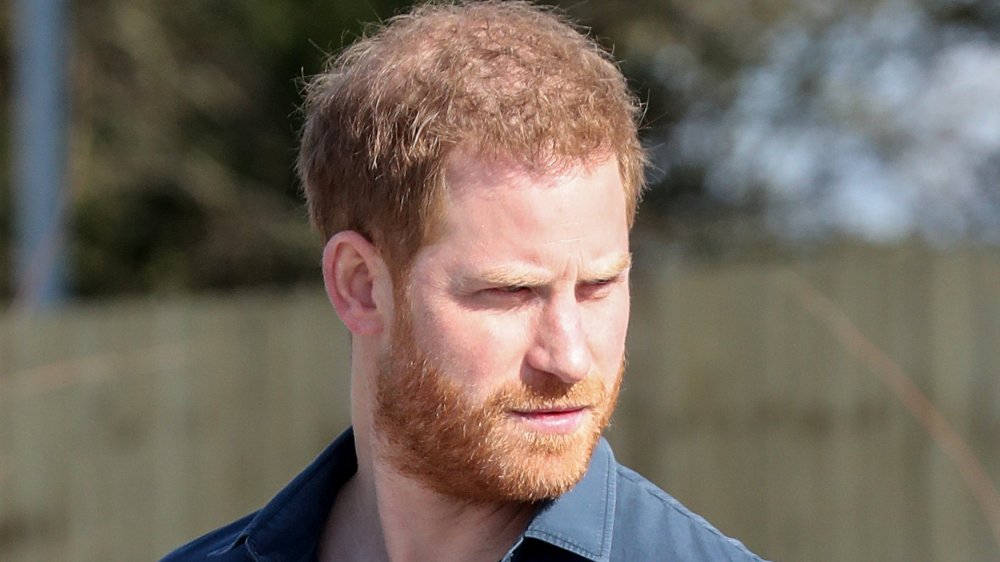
322 231 391 336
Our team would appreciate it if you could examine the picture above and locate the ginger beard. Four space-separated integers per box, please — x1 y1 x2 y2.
373 304 624 504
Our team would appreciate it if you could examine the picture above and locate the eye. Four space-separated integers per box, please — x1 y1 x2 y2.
477 285 535 306
577 277 617 300
489 285 530 295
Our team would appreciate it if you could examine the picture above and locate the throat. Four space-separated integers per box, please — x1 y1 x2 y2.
319 475 388 562
325 460 537 562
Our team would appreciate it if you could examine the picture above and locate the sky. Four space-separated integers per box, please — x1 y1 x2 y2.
670 0 1000 244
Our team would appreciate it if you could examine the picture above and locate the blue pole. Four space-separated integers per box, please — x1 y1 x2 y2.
12 0 70 309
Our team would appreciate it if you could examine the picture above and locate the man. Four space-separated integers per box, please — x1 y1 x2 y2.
164 1 765 560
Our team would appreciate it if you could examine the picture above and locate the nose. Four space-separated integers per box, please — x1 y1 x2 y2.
525 293 592 383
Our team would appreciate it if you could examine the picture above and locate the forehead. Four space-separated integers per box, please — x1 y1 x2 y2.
443 146 606 193
441 147 624 204
413 150 629 274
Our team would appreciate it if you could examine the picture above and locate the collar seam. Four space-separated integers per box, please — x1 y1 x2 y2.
598 444 616 561
522 530 602 561
209 533 246 557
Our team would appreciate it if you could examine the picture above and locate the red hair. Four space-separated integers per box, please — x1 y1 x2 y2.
299 1 645 273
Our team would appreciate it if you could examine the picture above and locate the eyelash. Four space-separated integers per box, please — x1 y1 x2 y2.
502 285 530 292
487 285 531 296
485 278 617 298
578 279 615 296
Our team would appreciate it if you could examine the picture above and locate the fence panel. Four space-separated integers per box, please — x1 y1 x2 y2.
1 247 998 561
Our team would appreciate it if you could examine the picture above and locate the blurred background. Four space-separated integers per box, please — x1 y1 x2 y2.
2 0 999 560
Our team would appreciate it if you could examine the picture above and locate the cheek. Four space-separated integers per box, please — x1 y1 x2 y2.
411 302 534 386
585 293 630 364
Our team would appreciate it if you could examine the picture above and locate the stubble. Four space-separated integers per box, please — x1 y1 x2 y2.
373 311 623 503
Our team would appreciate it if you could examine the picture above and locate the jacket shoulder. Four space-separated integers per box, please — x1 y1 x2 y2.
611 465 766 561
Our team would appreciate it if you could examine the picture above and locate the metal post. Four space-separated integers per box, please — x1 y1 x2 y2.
12 0 70 309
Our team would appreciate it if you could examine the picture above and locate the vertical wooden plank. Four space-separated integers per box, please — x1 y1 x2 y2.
282 290 351 464
760 267 812 562
805 250 855 562
190 296 268 532
613 258 684 485
927 251 977 562
856 248 901 561
713 266 770 551
63 304 109 562
882 246 933 562
971 250 1000 560
668 266 728 515
0 311 14 561
258 295 297 489
256 289 349 493
149 297 199 556
611 258 679 474
6 311 73 562
727 269 772 555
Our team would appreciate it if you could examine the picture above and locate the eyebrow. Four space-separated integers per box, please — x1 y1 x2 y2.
464 253 632 289
584 253 632 282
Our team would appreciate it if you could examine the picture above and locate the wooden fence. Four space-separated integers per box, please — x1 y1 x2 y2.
1 245 998 561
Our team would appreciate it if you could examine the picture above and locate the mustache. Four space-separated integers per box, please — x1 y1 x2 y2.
485 376 608 412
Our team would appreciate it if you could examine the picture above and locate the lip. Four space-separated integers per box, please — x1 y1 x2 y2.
509 406 590 434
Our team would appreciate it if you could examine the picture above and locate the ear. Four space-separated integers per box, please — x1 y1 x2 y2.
322 231 393 336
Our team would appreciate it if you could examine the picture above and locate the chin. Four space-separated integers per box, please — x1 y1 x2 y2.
442 418 606 504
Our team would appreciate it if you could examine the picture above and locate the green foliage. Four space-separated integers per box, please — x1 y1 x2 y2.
63 0 414 297
6 0 780 300
1 2 12 299
8 0 994 301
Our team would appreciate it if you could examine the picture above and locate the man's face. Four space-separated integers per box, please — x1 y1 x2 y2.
374 153 631 503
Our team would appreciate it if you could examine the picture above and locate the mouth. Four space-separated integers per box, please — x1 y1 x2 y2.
508 406 591 434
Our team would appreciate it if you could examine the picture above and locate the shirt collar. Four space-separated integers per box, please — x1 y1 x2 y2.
215 428 358 560
214 429 617 562
520 437 617 561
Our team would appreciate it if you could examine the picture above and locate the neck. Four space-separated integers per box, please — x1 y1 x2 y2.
320 430 536 562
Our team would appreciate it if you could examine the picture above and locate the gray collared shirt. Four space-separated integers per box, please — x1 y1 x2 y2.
162 428 766 561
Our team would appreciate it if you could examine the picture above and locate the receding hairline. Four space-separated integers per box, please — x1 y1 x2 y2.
442 144 623 194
